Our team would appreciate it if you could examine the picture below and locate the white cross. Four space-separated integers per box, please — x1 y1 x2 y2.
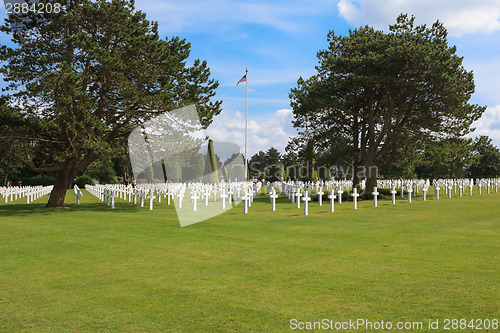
191 191 199 212
220 189 227 209
109 190 116 209
423 187 428 201
351 188 359 210
328 190 336 213
228 188 234 205
74 185 83 205
435 186 440 200
372 187 379 207
147 190 156 210
390 186 397 205
204 188 210 206
302 191 311 215
166 190 171 205
337 188 343 204
243 188 250 214
295 189 302 209
177 191 183 208
270 189 278 212
408 188 412 203
139 190 145 207
317 187 324 206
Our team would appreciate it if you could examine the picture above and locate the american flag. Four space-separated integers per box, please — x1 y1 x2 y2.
237 74 247 86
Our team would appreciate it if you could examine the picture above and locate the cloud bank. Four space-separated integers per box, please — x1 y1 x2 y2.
337 0 500 36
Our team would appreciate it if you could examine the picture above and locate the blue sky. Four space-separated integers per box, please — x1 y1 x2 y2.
2 0 500 156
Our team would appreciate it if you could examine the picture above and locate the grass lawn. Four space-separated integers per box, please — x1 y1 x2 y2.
0 187 499 332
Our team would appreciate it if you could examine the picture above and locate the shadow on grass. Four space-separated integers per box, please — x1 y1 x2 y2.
0 200 160 218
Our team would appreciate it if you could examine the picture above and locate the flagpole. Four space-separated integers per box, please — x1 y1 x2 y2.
245 67 248 180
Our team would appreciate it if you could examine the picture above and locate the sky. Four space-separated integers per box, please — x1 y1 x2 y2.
2 0 500 157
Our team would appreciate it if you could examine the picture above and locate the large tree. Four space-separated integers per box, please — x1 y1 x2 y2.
289 14 484 190
0 0 221 206
467 135 500 178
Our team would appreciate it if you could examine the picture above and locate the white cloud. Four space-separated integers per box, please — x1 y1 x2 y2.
469 105 500 147
205 108 297 157
463 58 500 106
136 0 337 34
337 0 500 36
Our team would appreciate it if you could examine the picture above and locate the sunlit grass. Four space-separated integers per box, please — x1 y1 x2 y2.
0 187 498 331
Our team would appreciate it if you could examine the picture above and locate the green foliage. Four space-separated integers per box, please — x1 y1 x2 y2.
317 166 331 180
0 0 221 206
249 147 282 177
467 136 500 178
85 158 117 184
414 137 474 179
290 14 485 189
74 175 93 188
182 153 205 181
0 103 29 185
311 170 318 183
164 158 182 182
13 174 56 186
266 164 284 182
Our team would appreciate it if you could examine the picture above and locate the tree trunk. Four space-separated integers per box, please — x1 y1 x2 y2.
46 163 78 208
352 161 361 191
365 172 378 194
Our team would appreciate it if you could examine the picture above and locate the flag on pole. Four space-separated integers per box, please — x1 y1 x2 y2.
237 74 247 86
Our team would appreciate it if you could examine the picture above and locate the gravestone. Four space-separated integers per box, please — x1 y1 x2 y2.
317 187 324 206
351 188 359 210
372 187 379 207
390 186 397 205
328 190 336 213
74 185 83 205
243 188 250 214
337 188 343 204
270 189 278 212
295 190 302 209
147 190 155 211
302 191 311 215
191 191 199 212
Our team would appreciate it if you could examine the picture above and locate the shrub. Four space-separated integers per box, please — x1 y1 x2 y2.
74 175 93 188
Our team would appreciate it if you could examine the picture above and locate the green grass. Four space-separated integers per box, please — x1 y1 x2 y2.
0 187 499 332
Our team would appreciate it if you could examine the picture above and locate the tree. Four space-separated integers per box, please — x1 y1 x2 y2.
265 147 281 165
289 14 484 190
0 103 28 185
249 150 267 176
414 137 474 179
467 136 500 178
0 0 221 207
248 147 283 179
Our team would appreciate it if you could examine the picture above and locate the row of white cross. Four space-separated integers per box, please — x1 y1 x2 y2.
84 181 258 211
0 185 54 204
82 177 499 215
270 177 500 215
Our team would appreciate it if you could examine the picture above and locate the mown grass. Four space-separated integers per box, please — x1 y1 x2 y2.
0 187 498 332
